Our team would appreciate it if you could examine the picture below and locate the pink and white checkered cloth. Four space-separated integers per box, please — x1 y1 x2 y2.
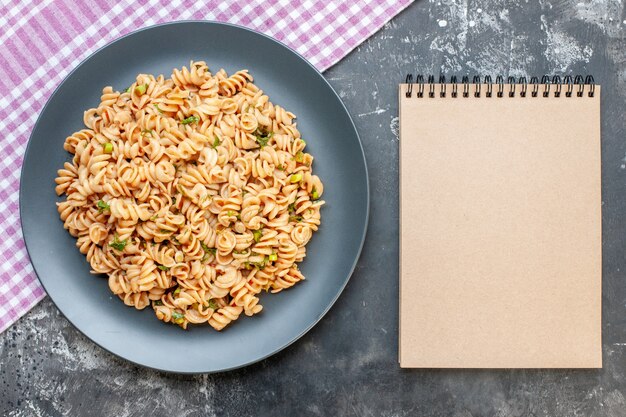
0 0 412 333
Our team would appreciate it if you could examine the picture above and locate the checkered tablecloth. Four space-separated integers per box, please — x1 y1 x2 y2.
0 0 412 333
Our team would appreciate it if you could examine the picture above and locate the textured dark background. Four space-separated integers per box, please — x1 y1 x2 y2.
3 0 626 415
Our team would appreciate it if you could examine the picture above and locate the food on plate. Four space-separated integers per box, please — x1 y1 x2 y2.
55 61 324 330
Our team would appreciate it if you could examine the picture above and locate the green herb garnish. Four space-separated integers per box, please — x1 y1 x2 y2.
153 300 163 306
200 242 216 262
288 203 296 213
269 253 278 261
141 129 153 137
173 287 181 295
295 151 304 163
290 215 303 222
256 135 270 147
157 265 170 271
171 311 184 324
135 83 148 95
311 187 319 200
290 173 302 183
207 299 219 310
226 210 236 217
96 200 110 213
149 215 158 221
103 142 113 154
154 104 163 114
255 130 273 148
201 242 217 255
212 135 220 148
109 235 127 251
253 229 263 243
276 165 285 171
181 116 199 125
254 257 267 270
124 86 131 93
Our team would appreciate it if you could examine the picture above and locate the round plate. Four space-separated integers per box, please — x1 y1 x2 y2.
20 21 369 373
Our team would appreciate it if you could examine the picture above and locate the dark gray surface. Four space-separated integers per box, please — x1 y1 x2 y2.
19 21 368 374
3 0 626 415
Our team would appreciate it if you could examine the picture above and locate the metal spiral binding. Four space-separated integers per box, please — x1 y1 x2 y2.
404 74 596 98
496 76 505 97
439 75 446 97
405 74 413 98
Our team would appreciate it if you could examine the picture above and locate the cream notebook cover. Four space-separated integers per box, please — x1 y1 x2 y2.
399 76 601 368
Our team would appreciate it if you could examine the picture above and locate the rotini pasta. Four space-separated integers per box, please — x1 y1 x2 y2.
55 61 324 331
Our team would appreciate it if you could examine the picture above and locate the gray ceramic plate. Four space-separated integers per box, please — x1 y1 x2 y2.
20 22 369 373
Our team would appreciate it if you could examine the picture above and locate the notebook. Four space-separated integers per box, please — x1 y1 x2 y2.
399 75 601 368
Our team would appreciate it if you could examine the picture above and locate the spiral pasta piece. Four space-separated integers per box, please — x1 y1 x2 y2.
218 70 253 97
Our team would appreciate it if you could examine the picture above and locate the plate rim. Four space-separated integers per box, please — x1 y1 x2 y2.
19 20 370 374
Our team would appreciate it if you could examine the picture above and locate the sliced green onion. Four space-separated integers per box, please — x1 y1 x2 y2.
253 229 263 243
295 151 304 163
311 187 319 200
124 86 131 93
157 265 170 271
173 287 181 295
181 116 199 125
135 83 148 95
290 173 302 183
103 142 113 154
207 299 219 310
153 300 163 306
154 104 163 114
269 253 278 261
